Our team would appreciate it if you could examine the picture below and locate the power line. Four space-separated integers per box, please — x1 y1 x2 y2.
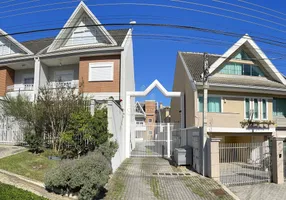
0 0 17 5
238 0 286 17
213 0 286 22
0 0 80 14
172 0 286 29
0 0 40 9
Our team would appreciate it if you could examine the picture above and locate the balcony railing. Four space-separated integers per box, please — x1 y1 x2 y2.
7 84 34 92
274 116 286 127
48 80 79 89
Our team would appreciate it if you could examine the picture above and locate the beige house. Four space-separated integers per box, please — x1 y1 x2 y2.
171 34 286 144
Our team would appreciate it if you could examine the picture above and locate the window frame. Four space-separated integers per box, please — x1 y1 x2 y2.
261 99 268 120
198 95 222 113
244 97 251 119
88 62 114 82
148 118 152 123
252 98 260 120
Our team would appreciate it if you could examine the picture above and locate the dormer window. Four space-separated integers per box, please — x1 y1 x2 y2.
234 50 251 61
219 63 265 77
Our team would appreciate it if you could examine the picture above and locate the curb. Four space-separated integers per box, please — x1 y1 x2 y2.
0 169 44 188
215 180 240 200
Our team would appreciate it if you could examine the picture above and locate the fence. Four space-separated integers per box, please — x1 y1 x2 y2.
171 127 204 174
0 114 24 145
107 100 125 172
131 123 178 157
219 142 271 186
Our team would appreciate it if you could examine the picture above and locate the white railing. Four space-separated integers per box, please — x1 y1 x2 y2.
48 80 79 89
7 84 34 92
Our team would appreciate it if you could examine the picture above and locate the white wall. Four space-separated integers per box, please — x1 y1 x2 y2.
107 100 125 172
39 63 48 87
120 29 136 152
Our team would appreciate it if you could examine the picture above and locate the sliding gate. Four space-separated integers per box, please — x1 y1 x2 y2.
131 123 176 157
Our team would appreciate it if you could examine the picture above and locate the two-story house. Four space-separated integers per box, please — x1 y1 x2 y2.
0 1 134 106
171 34 286 144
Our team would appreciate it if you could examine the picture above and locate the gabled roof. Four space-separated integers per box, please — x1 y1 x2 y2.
47 1 117 53
179 52 286 90
20 29 129 55
206 34 286 85
135 101 146 117
0 29 34 58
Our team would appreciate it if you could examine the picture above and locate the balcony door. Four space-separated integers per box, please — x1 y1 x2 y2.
54 70 74 88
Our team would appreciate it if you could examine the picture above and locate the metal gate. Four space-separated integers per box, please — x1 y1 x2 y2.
0 114 23 144
219 142 271 186
131 123 175 157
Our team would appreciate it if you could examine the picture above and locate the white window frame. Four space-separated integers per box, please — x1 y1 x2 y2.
252 98 260 120
197 95 223 113
261 98 268 120
244 97 251 119
88 62 114 82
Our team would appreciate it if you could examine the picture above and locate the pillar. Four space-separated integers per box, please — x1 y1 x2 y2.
209 138 221 181
272 137 284 184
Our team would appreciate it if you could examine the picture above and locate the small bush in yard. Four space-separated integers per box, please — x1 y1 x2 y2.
45 152 112 200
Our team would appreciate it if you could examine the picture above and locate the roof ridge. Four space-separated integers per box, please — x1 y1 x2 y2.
180 51 221 57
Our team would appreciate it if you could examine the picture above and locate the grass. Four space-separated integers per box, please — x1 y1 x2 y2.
0 151 59 182
0 183 48 200
150 177 161 199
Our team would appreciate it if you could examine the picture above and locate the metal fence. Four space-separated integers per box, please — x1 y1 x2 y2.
219 142 271 186
131 123 178 157
0 115 24 144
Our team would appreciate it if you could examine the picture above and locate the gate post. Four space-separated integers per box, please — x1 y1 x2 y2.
167 123 171 158
272 137 284 184
208 138 221 181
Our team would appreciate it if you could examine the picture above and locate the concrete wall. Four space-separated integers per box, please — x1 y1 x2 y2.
107 100 125 172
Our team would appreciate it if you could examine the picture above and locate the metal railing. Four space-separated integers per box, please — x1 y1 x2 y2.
7 84 34 92
219 142 271 186
48 80 79 89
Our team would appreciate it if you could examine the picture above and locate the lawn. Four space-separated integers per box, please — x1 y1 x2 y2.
0 151 59 182
0 183 48 200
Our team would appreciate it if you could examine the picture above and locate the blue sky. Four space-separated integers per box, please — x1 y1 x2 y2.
1 0 286 106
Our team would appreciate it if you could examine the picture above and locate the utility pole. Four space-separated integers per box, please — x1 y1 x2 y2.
202 53 210 177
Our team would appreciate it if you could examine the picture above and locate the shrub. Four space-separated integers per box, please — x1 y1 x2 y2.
45 152 112 199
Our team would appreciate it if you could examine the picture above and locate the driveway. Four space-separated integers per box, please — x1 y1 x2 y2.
105 157 234 200
230 183 286 200
0 145 26 159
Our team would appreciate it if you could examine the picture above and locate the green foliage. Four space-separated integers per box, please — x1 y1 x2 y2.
0 183 48 200
60 108 112 158
45 152 112 200
24 127 44 153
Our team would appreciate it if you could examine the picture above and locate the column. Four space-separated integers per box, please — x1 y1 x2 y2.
272 137 284 184
209 138 221 181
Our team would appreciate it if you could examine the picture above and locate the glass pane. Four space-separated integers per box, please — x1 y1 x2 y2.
254 99 259 118
198 97 203 112
208 97 221 113
245 98 250 118
234 51 242 60
262 99 267 119
243 64 251 75
252 65 265 77
24 78 34 84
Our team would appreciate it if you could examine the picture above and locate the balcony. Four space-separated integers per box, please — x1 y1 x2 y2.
7 84 34 92
47 80 79 89
274 117 286 128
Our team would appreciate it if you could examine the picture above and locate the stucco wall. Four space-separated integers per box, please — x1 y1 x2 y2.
171 53 196 127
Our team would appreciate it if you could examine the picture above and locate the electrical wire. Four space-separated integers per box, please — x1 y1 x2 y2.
213 0 286 22
238 0 286 17
0 0 17 5
0 0 40 9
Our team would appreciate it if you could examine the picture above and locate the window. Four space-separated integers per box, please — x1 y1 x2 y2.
55 70 74 82
273 98 286 117
220 63 265 77
245 98 250 119
148 119 152 123
24 77 34 85
198 96 221 113
149 131 153 135
234 50 251 61
253 99 259 119
262 99 267 119
89 62 114 81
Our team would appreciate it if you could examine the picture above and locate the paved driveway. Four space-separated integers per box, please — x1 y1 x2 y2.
230 183 286 200
0 145 26 159
105 157 234 200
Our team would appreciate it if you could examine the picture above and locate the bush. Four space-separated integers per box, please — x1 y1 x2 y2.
45 152 112 199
